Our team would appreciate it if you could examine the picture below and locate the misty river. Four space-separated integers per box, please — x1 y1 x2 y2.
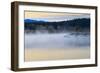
25 32 90 49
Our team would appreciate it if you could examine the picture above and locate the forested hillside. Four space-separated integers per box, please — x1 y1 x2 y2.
24 18 90 33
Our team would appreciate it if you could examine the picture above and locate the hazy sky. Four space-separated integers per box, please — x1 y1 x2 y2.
25 11 90 22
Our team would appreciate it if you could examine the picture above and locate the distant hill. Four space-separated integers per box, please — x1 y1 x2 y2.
24 18 90 33
24 19 46 23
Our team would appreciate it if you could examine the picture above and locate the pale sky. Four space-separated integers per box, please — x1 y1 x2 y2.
25 11 90 22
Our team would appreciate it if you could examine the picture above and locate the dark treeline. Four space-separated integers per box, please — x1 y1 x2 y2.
24 18 90 33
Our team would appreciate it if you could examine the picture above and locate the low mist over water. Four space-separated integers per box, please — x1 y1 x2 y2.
25 32 90 49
